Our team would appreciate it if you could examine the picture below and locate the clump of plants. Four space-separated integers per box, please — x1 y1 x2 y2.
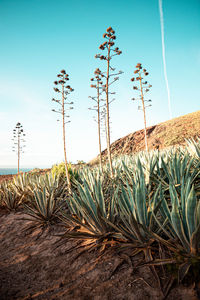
51 162 79 182
23 187 64 233
0 181 21 211
1 138 200 296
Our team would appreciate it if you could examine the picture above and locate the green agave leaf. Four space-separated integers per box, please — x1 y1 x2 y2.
129 214 146 242
178 262 191 283
135 182 147 227
170 185 190 252
196 200 200 225
159 191 172 223
61 212 98 235
70 192 99 229
70 180 111 234
33 190 44 216
108 185 118 223
152 212 174 239
149 186 164 228
161 157 173 184
96 205 108 233
93 177 106 217
138 258 176 267
116 217 139 242
24 205 46 221
185 185 196 240
120 185 133 215
190 223 200 255
148 184 162 230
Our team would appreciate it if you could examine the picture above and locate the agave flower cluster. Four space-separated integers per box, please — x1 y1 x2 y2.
52 69 74 119
95 26 122 61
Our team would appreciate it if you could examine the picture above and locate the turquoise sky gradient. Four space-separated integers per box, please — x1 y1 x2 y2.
0 0 199 167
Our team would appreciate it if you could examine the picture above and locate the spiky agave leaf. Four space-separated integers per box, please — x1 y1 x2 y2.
60 177 121 250
151 179 200 282
24 187 64 229
0 181 21 210
186 137 200 159
12 173 36 203
160 182 200 254
153 152 200 194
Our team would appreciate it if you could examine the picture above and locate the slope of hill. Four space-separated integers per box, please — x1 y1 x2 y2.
90 110 200 164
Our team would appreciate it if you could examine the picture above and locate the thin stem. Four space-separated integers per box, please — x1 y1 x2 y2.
97 81 102 170
106 44 114 177
139 71 148 151
104 109 108 144
18 132 20 174
62 83 72 193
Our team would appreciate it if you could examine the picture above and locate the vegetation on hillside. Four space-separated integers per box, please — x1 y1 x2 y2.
1 139 200 297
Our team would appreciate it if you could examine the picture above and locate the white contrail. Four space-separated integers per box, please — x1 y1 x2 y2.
158 0 172 119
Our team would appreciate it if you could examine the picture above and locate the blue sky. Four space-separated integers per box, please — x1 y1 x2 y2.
0 0 199 167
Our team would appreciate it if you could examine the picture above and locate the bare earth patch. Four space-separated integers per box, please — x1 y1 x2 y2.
0 211 198 300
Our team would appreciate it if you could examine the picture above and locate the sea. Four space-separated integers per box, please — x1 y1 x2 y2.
0 168 33 175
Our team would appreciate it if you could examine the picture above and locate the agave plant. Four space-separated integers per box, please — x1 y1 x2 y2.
24 187 64 231
185 137 200 159
109 160 162 249
60 175 120 252
150 179 200 283
34 173 67 198
0 181 21 210
148 151 200 199
51 162 80 184
12 173 36 203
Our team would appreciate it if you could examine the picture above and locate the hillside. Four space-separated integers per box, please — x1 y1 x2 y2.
91 110 200 164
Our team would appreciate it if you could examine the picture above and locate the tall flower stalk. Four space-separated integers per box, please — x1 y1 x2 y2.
131 63 152 151
95 26 122 177
52 69 74 192
12 122 26 174
89 68 105 170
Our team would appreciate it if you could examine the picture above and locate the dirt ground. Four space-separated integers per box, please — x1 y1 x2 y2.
0 211 199 300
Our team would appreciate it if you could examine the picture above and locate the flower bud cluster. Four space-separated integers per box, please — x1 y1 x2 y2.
130 63 152 109
96 26 122 60
90 68 104 88
53 70 74 93
131 63 151 90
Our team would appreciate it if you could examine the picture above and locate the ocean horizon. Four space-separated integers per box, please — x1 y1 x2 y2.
0 168 34 175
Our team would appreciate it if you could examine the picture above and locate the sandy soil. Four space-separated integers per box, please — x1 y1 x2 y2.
0 211 199 300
